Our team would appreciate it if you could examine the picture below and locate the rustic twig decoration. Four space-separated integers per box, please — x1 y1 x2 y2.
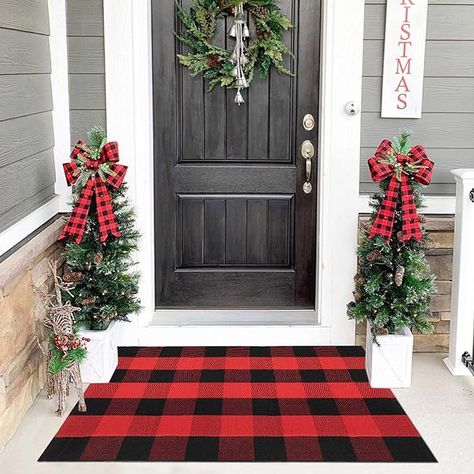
33 261 88 416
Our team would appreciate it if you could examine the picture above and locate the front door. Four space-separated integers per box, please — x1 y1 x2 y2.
153 0 320 309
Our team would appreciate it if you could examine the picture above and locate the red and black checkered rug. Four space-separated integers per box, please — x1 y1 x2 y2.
39 346 436 462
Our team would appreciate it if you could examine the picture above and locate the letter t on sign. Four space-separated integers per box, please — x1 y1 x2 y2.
381 0 428 118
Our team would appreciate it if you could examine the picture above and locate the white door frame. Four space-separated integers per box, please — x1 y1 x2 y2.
103 0 364 345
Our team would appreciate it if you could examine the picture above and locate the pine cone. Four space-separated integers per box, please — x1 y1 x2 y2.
256 28 271 40
418 214 426 224
93 253 103 265
63 271 83 283
207 54 222 68
353 290 362 302
375 327 389 336
366 250 383 262
221 0 235 14
353 274 365 286
396 230 404 242
252 5 268 17
394 265 405 287
80 296 97 305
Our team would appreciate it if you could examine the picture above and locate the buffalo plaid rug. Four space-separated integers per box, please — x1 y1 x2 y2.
39 346 436 463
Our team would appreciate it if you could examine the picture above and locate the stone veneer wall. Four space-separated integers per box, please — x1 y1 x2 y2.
356 215 454 353
0 219 64 449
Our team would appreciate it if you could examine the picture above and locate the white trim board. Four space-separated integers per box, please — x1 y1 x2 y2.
138 325 332 347
358 194 455 215
103 0 365 345
48 0 72 212
152 310 317 327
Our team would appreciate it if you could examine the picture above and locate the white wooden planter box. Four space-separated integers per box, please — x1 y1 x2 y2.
78 321 121 383
365 324 414 388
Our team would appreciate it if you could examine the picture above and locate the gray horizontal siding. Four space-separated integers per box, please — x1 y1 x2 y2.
363 40 474 77
66 0 104 36
0 0 50 35
0 150 55 216
0 112 54 168
363 77 474 113
361 113 474 149
0 0 55 233
68 74 106 109
0 75 53 121
0 186 55 233
365 4 474 40
0 29 51 74
67 37 105 73
361 0 474 195
66 0 106 146
70 110 107 144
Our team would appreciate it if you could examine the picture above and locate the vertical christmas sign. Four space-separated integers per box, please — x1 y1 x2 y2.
381 0 428 118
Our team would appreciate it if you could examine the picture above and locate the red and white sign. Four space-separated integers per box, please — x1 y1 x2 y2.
381 0 428 118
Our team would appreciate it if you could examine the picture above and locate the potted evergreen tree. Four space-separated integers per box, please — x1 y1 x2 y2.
348 131 436 388
59 127 140 382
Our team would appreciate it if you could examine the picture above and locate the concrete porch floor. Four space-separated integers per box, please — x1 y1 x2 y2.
1 353 473 474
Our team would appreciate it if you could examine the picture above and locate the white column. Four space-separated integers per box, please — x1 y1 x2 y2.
444 169 474 375
103 0 155 337
317 0 364 344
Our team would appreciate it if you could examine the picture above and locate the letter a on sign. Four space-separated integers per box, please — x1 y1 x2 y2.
381 0 428 118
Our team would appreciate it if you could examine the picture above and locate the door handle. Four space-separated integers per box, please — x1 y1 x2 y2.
301 140 314 194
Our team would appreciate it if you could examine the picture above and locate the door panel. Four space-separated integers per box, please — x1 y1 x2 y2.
152 0 320 309
177 196 293 268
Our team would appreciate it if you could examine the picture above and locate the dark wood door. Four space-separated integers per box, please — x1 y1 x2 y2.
152 0 320 309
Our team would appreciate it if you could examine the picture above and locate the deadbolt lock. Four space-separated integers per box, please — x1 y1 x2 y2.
303 114 315 131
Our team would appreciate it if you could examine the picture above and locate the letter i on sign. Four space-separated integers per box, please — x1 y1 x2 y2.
381 0 428 118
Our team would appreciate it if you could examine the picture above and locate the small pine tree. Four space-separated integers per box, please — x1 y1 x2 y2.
347 131 436 339
63 127 141 330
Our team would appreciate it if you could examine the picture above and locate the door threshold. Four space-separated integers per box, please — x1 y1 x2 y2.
139 324 331 346
151 310 318 326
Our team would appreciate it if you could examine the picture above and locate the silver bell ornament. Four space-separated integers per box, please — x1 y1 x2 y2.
235 10 245 22
234 90 245 105
237 77 249 88
228 2 251 106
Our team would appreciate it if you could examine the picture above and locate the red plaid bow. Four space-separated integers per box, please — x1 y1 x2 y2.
58 140 127 244
368 140 433 242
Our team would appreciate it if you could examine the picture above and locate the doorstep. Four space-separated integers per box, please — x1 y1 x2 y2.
139 324 333 347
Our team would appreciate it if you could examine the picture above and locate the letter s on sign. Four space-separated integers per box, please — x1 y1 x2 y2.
400 23 411 41
397 94 408 110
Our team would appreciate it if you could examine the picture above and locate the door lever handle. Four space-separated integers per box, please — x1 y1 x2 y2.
301 140 314 194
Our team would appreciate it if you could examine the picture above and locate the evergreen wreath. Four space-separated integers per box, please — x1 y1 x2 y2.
176 0 294 95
